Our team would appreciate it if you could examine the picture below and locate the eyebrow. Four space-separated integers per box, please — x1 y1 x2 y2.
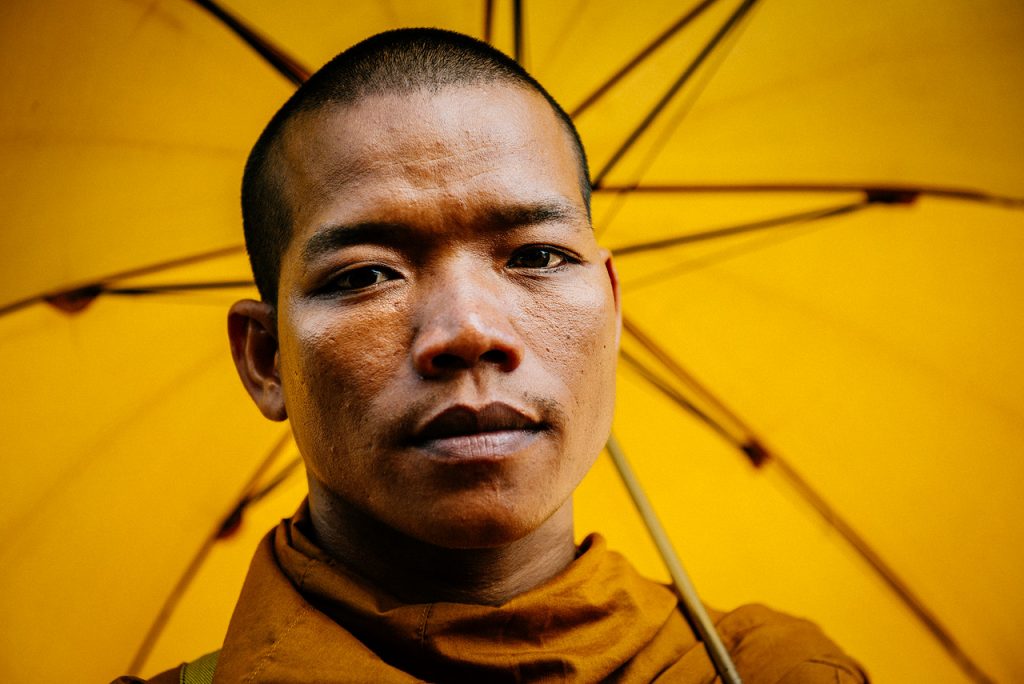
301 223 413 265
486 199 584 229
300 199 586 265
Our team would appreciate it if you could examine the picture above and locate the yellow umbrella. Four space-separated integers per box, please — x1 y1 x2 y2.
1 1 1021 682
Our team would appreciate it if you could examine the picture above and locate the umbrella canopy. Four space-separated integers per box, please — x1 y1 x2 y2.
1 1 1022 682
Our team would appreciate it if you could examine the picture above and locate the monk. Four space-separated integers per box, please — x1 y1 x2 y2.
117 28 867 683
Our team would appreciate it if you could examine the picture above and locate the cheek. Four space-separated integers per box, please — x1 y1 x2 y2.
527 271 619 429
281 303 410 453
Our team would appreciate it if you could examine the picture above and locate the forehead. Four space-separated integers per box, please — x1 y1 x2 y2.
273 84 586 245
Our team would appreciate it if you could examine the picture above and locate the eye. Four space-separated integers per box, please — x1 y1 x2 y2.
508 246 570 269
331 265 399 292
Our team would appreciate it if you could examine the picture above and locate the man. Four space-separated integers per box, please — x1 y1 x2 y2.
121 28 866 683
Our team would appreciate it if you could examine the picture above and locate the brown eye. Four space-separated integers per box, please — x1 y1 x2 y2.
508 247 567 269
335 266 395 291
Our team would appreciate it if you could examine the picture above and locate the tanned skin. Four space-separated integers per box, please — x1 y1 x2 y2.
228 83 620 606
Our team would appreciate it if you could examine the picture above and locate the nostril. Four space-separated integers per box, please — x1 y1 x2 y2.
432 353 470 370
480 349 508 366
430 349 508 371
412 312 524 376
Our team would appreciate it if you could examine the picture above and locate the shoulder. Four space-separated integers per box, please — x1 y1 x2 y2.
712 603 869 683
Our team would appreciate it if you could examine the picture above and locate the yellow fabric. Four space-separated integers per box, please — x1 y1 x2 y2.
3 2 1022 681
195 503 867 683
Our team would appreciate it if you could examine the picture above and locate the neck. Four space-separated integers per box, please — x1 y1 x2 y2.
306 479 577 606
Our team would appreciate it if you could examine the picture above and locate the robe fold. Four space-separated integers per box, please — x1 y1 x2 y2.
119 504 867 683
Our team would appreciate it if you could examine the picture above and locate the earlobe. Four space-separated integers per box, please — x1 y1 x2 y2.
227 299 288 421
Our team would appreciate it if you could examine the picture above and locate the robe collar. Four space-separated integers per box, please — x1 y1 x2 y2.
214 501 689 683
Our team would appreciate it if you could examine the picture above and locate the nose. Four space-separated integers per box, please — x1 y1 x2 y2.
411 269 524 378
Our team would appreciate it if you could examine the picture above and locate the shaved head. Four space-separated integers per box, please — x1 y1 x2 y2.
242 28 590 303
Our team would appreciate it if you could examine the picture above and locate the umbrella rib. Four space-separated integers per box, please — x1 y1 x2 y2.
0 244 246 318
569 0 721 119
245 456 304 506
126 431 296 675
621 349 744 449
51 8 1005 679
592 8 751 240
610 200 870 257
623 317 761 456
594 182 1024 208
483 0 495 44
770 458 996 684
591 0 760 188
190 0 311 86
606 434 743 684
622 317 997 684
104 280 256 296
513 0 524 64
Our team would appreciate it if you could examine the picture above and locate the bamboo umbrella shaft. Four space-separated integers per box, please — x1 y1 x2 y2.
606 434 743 684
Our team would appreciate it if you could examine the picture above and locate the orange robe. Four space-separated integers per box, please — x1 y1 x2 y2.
122 505 867 683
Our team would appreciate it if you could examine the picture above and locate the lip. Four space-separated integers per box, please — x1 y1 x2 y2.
410 402 545 460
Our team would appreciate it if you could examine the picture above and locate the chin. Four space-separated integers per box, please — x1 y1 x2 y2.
406 495 556 550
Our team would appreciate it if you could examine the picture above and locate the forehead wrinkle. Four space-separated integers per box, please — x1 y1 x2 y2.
277 125 367 207
285 136 515 218
353 133 524 200
276 86 591 266
367 190 588 233
286 89 554 194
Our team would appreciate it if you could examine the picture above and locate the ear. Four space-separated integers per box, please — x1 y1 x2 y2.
228 299 287 421
602 250 622 350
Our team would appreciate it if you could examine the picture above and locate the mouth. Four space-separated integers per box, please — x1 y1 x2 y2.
410 402 546 460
